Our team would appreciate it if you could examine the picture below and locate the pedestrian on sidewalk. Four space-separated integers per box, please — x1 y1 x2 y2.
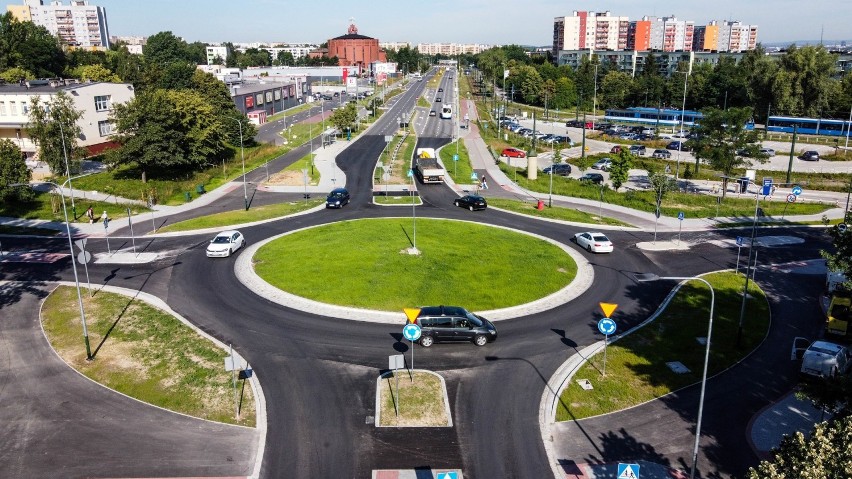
480 175 488 190
100 211 108 224
86 206 94 224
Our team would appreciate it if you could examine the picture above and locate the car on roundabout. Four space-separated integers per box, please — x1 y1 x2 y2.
573 231 614 253
502 147 526 158
454 194 487 211
206 230 246 258
326 188 350 208
414 306 498 347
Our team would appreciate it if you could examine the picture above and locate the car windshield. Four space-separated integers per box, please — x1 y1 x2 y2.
465 312 483 326
809 346 836 355
212 235 231 244
593 235 610 242
329 191 346 198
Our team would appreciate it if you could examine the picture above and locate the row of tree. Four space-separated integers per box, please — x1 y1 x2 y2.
473 44 852 121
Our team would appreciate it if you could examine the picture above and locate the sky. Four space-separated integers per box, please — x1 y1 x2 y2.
88 0 851 46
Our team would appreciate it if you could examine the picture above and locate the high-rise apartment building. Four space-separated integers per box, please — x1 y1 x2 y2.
7 0 110 49
553 11 629 56
718 21 758 52
416 43 491 55
646 16 694 52
626 20 651 51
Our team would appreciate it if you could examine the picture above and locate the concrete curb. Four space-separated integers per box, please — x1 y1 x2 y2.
374 369 452 428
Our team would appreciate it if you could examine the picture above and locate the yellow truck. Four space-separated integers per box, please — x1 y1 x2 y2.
827 294 851 337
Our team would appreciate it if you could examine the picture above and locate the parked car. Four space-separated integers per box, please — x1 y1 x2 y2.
629 145 646 155
325 188 350 208
415 306 498 347
652 149 672 159
760 147 776 157
573 231 614 253
206 230 246 258
502 147 526 158
543 163 572 176
609 145 623 154
591 158 612 171
579 172 605 184
666 140 690 151
798 150 820 161
799 340 851 379
454 194 487 211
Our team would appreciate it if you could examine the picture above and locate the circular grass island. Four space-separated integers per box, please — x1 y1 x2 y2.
253 218 578 311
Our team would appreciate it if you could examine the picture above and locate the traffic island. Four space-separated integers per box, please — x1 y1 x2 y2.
375 370 451 427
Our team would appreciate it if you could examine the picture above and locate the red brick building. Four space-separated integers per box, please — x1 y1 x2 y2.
326 22 386 70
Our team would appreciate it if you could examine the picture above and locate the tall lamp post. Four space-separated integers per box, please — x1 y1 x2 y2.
736 179 761 345
14 177 92 360
676 69 689 180
231 118 248 210
635 273 715 479
592 62 599 129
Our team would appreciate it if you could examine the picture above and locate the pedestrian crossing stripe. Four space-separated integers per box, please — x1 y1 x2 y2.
617 463 640 479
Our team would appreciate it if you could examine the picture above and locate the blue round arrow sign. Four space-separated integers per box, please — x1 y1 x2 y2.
597 318 616 336
792 185 803 196
403 323 422 341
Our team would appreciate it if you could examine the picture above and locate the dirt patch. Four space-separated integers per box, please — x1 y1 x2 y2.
267 170 316 186
379 371 449 427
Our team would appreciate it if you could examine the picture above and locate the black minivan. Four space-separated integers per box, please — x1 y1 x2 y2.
415 306 497 347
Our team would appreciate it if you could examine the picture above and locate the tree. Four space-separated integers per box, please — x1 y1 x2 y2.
26 92 84 176
608 151 632 191
275 51 295 66
0 139 31 201
822 223 852 292
748 417 852 479
143 31 191 66
190 70 256 143
689 107 765 197
69 64 121 82
552 77 577 110
0 66 34 82
0 13 65 77
107 89 228 182
600 71 633 109
329 103 358 135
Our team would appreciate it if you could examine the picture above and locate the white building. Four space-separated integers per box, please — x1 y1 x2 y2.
718 21 758 53
379 42 411 51
553 11 629 56
416 43 492 55
7 0 110 49
647 16 694 52
206 45 229 65
0 79 134 159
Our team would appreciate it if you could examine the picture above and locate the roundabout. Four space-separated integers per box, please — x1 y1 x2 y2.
240 217 594 321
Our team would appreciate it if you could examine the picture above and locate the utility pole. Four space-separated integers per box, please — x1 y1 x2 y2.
786 124 798 185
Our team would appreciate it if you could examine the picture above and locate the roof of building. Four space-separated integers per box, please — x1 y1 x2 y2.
331 33 375 41
0 79 132 94
230 81 295 96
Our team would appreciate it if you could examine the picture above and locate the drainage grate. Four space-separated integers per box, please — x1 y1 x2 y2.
666 361 691 374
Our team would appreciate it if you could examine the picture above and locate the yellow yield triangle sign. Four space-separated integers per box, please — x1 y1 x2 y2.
599 302 618 318
403 308 421 323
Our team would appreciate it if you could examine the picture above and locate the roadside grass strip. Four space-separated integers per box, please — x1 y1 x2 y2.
374 195 421 205
42 286 256 426
0 191 149 224
487 198 632 227
155 199 324 233
439 140 474 185
557 272 768 421
255 218 577 311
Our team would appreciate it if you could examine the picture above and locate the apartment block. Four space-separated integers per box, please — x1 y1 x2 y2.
0 79 134 159
553 11 629 56
379 42 411 51
7 0 110 49
416 43 492 55
718 21 759 52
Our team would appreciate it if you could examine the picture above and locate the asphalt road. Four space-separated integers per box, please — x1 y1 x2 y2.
0 66 838 478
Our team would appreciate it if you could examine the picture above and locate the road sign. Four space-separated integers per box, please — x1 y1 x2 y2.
403 307 421 324
786 194 797 203
403 324 422 341
453 154 459 162
407 169 413 178
470 172 478 181
617 463 640 479
839 223 848 234
597 318 616 335
389 354 404 370
384 135 393 143
736 236 744 247
436 473 458 479
74 238 87 251
599 302 618 318
677 211 685 221
762 178 773 196
76 251 92 264
792 185 803 196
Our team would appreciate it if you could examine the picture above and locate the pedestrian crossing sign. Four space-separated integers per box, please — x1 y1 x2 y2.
436 472 458 479
617 463 640 479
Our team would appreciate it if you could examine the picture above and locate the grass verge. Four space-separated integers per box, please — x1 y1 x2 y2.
155 199 324 233
42 286 256 426
487 198 633 227
0 224 61 236
556 272 768 421
439 141 474 184
379 371 448 427
255 218 577 311
282 153 320 184
373 194 421 205
0 191 149 223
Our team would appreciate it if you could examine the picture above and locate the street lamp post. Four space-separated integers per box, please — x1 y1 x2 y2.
635 273 715 479
57 121 78 220
676 70 689 180
736 180 761 346
14 177 92 360
231 118 248 210
592 63 598 129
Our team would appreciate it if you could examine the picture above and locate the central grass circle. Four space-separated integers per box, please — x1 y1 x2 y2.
254 218 578 311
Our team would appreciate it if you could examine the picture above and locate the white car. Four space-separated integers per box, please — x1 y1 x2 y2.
574 232 614 253
206 230 246 258
800 340 851 379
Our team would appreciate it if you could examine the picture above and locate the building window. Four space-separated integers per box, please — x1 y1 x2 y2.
0 102 5 116
98 120 114 137
94 95 111 111
256 93 264 105
10 101 17 115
